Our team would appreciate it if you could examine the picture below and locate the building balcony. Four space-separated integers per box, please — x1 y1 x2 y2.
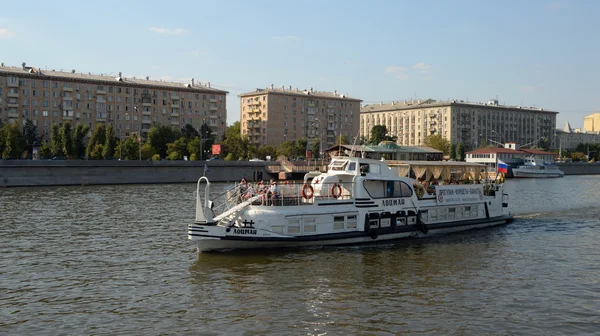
63 96 73 101
210 106 218 111
171 120 179 126
7 81 19 88
210 114 218 119
171 104 180 108
8 103 19 108
96 116 106 121
63 115 73 120
251 108 260 113
63 87 73 92
97 90 106 94
308 103 315 107
171 95 180 100
142 119 152 124
8 111 19 118
210 98 217 103
249 101 260 106
7 92 19 98
142 102 152 107
142 110 151 116
171 112 179 117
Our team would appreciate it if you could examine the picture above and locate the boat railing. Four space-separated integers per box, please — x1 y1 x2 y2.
234 181 355 207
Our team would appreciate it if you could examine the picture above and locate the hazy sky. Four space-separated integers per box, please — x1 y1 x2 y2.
1 0 598 129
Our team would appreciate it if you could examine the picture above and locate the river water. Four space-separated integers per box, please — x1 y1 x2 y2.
1 176 599 335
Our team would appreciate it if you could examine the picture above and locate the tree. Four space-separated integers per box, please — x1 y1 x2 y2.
187 137 201 160
279 140 295 158
456 143 465 161
539 137 550 151
222 122 249 160
86 124 106 159
103 124 115 159
370 125 388 145
256 145 278 160
336 134 350 145
450 143 456 160
147 125 180 158
2 122 26 159
295 137 308 157
114 134 141 160
39 141 52 159
181 124 199 139
72 124 90 159
166 137 189 160
22 119 39 155
424 134 450 155
60 122 73 159
311 139 320 158
51 123 62 157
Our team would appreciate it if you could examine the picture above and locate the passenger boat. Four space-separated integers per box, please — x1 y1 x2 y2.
512 156 564 178
188 157 513 252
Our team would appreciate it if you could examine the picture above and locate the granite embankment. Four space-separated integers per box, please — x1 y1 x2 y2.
0 160 279 187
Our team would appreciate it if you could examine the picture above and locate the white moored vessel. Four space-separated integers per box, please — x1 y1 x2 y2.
512 156 564 178
188 157 513 252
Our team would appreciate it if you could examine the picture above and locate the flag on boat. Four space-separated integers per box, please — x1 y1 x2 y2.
497 160 508 174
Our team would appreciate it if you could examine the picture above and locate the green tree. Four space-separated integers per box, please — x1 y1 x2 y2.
72 124 90 159
370 125 388 145
2 122 26 159
51 123 62 157
114 134 141 160
22 119 39 155
60 122 73 159
0 122 6 156
295 137 308 157
256 145 278 160
450 143 457 160
424 134 450 155
311 139 320 158
336 134 350 145
147 125 180 158
279 140 295 158
39 141 52 159
539 137 550 151
166 137 189 160
86 124 107 159
457 143 465 161
103 124 115 159
181 124 198 139
187 137 201 160
222 122 249 160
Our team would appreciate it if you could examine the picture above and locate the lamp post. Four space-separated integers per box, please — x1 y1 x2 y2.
314 117 323 159
134 106 141 161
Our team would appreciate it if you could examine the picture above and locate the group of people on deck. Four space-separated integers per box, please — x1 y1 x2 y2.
238 178 280 206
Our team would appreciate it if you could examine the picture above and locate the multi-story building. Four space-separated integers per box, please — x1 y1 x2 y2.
583 112 600 133
239 85 362 153
360 98 558 150
0 63 228 140
556 122 600 151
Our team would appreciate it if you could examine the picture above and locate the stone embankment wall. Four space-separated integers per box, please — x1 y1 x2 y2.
557 163 600 175
0 160 279 187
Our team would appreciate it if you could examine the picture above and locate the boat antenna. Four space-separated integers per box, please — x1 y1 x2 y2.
349 131 360 157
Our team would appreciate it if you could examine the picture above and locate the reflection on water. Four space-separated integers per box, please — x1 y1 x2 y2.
1 177 599 335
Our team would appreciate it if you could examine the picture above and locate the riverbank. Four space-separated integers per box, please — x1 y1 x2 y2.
0 160 279 187
1 160 599 187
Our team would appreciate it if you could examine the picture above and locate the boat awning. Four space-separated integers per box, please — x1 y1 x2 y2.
386 160 489 181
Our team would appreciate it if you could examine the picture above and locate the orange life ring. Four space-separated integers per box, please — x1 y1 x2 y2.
330 183 342 198
301 184 314 199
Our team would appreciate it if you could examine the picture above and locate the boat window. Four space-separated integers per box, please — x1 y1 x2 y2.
330 160 347 171
370 164 380 174
288 226 300 234
347 215 357 229
363 180 385 198
347 162 356 172
334 216 345 230
304 224 316 233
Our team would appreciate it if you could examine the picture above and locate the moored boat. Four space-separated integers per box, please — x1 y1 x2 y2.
512 156 564 178
188 157 513 252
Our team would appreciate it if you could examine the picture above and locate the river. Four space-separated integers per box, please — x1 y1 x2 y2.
1 176 599 335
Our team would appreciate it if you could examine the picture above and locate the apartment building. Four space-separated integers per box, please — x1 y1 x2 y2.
360 98 558 150
0 63 228 139
239 85 362 153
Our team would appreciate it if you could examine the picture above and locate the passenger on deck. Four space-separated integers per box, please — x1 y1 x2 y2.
242 183 255 201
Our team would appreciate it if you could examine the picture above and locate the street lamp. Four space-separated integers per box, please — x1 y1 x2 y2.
314 117 324 158
134 106 141 161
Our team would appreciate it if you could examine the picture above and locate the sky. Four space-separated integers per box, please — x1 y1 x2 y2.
1 0 599 129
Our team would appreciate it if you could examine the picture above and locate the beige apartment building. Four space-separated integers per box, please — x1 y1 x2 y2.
239 85 362 153
583 112 600 133
0 63 228 140
360 98 558 151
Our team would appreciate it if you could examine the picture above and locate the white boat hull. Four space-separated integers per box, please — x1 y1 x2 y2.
512 170 564 178
189 215 513 252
